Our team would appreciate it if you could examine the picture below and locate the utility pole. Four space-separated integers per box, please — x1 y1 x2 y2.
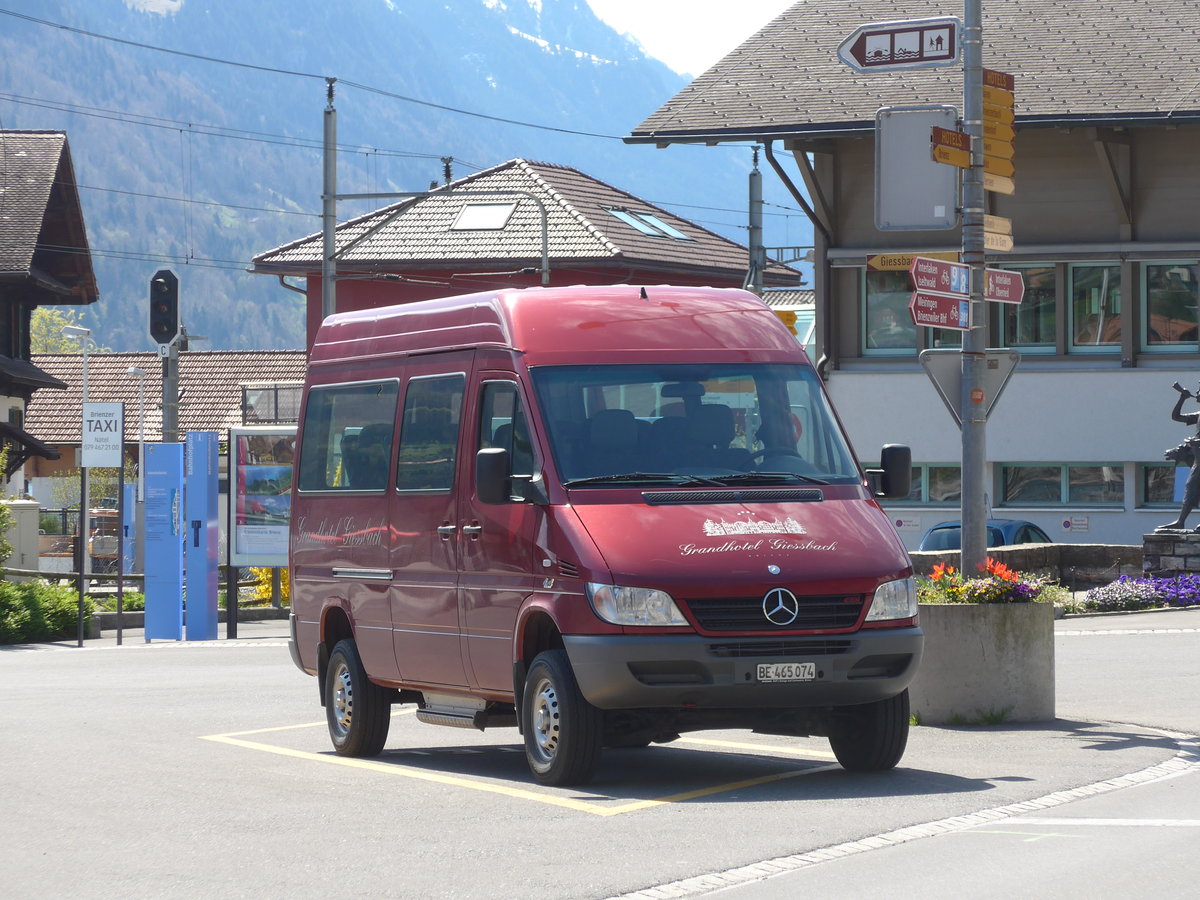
322 78 337 322
744 147 766 296
960 0 988 572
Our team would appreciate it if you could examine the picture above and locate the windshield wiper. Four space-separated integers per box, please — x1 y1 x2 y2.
708 471 831 486
562 472 728 488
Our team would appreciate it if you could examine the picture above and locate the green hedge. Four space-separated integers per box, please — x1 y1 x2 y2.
0 580 93 644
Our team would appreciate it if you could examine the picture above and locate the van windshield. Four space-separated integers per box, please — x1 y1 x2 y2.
529 363 861 487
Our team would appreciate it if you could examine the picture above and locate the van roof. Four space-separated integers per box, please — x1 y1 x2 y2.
309 284 803 366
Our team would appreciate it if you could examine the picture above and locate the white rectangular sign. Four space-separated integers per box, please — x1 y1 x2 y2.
82 402 124 468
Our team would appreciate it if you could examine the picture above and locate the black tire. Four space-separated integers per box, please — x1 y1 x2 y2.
522 649 603 786
827 689 910 772
325 638 390 757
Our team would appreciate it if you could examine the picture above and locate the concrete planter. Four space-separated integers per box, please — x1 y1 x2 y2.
908 602 1055 725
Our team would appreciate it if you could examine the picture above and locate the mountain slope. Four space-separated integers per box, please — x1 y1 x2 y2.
0 0 806 350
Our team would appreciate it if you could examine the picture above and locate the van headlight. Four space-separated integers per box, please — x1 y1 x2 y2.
586 583 689 627
864 577 918 622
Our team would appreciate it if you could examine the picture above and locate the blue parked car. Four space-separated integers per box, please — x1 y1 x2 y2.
917 518 1053 552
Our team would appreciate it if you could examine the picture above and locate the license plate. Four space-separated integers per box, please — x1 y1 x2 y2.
756 662 817 683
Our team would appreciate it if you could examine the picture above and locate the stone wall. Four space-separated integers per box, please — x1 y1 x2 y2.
909 543 1142 589
1142 532 1200 576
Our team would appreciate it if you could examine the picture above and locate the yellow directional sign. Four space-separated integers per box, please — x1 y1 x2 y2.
982 84 1014 108
983 68 1015 91
983 214 1012 235
983 102 1015 125
984 172 1016 195
933 144 971 169
867 251 960 271
984 155 1016 177
984 231 1014 252
984 121 1016 142
984 138 1015 159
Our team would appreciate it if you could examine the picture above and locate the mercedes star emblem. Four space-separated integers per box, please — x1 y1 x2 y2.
762 587 800 626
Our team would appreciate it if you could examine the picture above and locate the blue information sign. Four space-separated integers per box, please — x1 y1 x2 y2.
185 433 220 641
144 443 184 641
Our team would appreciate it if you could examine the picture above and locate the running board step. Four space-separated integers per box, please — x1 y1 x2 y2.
415 709 518 731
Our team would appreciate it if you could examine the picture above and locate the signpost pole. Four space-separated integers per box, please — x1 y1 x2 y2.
961 0 988 573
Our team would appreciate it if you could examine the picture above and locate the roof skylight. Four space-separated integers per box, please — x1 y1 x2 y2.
606 208 693 240
450 201 518 230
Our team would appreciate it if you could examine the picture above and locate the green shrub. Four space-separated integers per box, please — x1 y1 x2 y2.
0 579 93 644
92 592 145 612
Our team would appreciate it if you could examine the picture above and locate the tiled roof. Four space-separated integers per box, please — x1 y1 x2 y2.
253 158 799 281
761 288 814 309
0 131 98 302
629 0 1200 143
27 351 307 443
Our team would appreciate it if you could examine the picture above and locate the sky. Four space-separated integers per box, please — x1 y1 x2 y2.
585 0 797 76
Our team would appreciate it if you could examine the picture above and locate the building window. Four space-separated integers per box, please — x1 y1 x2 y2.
1001 463 1124 507
605 208 693 240
877 463 960 505
1144 262 1199 349
450 202 517 230
1141 463 1178 507
863 270 916 354
1069 263 1121 351
999 264 1056 351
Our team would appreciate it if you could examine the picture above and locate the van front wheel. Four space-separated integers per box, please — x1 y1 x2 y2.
325 639 390 757
827 689 910 772
522 650 603 786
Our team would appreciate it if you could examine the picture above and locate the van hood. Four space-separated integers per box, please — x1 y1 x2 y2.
571 493 910 596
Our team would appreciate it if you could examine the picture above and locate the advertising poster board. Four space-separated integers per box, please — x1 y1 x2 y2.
229 426 296 567
144 442 184 641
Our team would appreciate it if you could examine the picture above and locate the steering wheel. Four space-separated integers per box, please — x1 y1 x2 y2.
750 448 804 464
749 448 819 475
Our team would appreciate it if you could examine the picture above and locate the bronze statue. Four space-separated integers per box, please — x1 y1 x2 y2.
1158 381 1200 531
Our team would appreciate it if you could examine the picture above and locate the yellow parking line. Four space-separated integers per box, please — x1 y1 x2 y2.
200 715 832 817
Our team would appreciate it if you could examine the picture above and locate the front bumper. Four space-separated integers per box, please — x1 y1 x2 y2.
564 626 923 710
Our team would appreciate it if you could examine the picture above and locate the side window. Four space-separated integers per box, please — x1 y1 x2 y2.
297 381 399 492
479 381 535 482
396 374 465 492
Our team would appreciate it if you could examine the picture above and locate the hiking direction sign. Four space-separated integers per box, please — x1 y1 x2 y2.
838 16 961 72
908 256 970 331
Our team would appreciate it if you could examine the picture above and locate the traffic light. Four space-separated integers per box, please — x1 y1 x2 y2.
149 269 179 344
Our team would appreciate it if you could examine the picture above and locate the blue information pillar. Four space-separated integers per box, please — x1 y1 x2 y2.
144 443 184 641
121 482 136 575
185 432 220 641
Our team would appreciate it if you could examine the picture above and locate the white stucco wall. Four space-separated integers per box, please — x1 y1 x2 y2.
827 363 1194 549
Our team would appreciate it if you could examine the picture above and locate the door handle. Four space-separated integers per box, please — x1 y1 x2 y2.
462 525 483 538
437 525 457 540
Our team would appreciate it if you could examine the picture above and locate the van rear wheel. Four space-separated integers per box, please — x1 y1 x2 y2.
522 649 603 786
827 689 910 772
325 638 390 757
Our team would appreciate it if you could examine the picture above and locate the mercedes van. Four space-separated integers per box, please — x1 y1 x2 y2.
288 285 922 785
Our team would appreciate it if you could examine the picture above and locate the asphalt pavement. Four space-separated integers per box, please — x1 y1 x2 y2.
7 605 1199 899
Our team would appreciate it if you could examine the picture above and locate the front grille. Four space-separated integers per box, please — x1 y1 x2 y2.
684 595 864 631
707 639 854 658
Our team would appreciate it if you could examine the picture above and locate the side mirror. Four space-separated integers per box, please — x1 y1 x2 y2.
871 443 912 500
476 448 510 505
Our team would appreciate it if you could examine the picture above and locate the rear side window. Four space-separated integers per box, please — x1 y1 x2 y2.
297 381 399 492
396 374 466 491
